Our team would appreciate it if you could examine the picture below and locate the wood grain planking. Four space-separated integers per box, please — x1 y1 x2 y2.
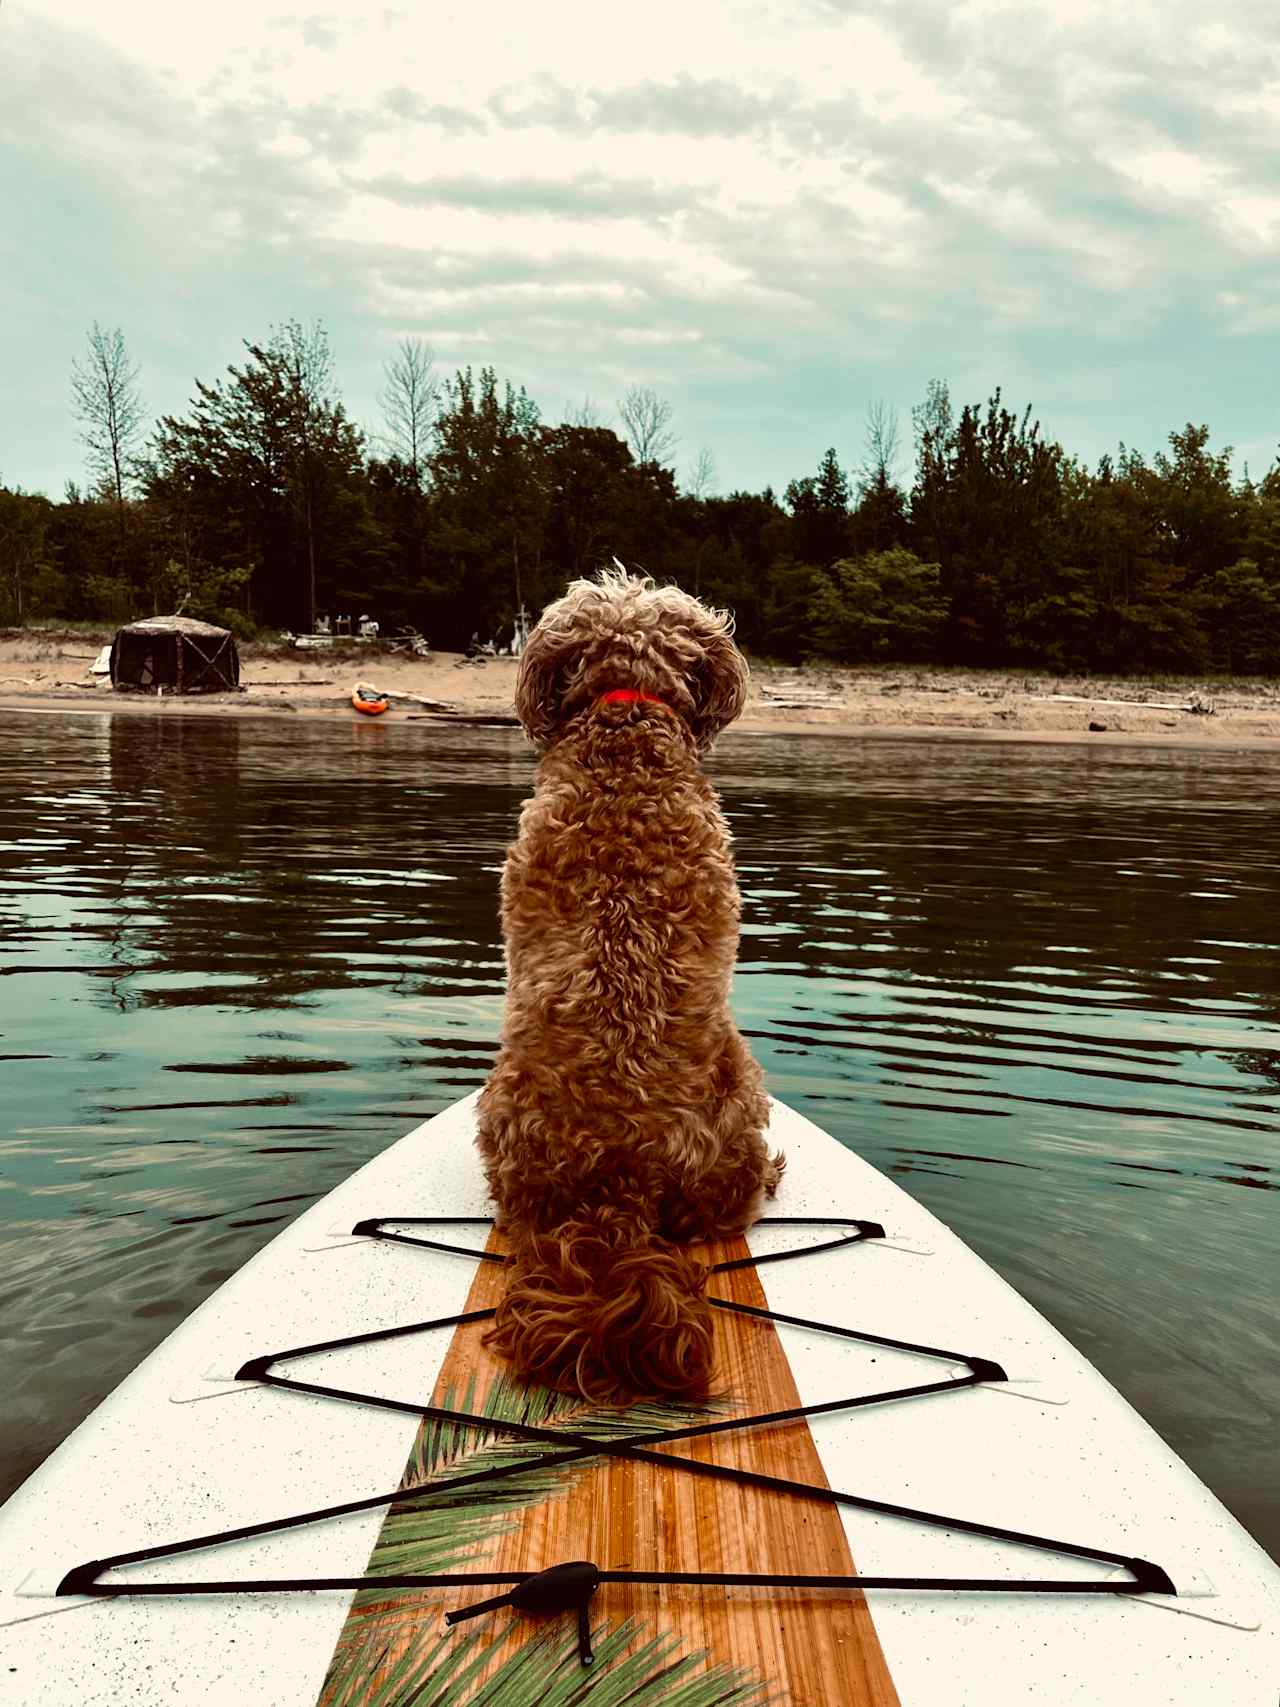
322 1229 901 1706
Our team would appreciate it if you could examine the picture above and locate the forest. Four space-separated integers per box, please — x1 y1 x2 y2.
2 319 1278 672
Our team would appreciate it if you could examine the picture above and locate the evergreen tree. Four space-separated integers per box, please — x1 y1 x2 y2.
149 326 367 631
910 386 1062 662
785 447 851 566
426 367 544 646
538 424 638 583
0 486 60 624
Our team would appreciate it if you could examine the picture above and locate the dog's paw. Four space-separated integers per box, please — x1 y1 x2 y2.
765 1151 786 1197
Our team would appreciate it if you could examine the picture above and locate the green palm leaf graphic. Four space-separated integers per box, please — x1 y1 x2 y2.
360 1374 718 1582
318 1370 772 1703
322 1612 771 1707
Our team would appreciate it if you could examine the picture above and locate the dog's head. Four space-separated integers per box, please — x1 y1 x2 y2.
515 563 748 754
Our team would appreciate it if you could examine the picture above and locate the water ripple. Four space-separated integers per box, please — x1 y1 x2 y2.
0 716 1277 1561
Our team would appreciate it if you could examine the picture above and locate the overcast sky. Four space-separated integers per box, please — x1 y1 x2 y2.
5 0 1279 502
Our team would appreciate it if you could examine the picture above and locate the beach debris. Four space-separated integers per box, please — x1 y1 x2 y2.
760 675 841 709
287 613 396 649
249 677 335 686
385 628 431 657
408 711 520 726
1034 693 1214 715
382 691 454 711
1089 721 1107 732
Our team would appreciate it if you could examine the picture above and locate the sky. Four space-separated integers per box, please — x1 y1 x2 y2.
5 0 1280 502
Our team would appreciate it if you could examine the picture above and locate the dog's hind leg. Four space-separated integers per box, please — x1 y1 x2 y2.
703 1032 782 1229
661 1120 782 1243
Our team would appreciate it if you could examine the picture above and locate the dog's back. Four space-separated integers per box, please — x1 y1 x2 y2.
501 704 742 1104
476 572 778 1401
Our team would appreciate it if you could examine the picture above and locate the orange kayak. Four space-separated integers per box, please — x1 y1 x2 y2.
351 683 389 716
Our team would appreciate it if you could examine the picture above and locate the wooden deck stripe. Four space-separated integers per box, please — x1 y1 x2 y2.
320 1230 900 1706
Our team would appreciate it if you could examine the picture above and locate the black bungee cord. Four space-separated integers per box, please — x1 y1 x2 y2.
56 1215 1175 1669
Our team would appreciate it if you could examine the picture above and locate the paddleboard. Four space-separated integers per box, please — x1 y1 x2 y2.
1 1091 1277 1705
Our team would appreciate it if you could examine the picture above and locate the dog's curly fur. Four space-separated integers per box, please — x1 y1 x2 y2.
476 566 783 1403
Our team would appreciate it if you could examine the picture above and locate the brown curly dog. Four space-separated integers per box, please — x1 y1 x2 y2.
475 565 783 1403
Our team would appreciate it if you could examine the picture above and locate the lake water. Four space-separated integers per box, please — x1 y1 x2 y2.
1 712 1277 1562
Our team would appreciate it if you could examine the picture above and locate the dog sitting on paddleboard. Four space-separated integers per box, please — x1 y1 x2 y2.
476 564 783 1401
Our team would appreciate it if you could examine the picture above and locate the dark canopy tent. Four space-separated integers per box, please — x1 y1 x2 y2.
110 616 240 695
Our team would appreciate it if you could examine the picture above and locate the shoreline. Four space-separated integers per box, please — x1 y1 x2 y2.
2 641 1278 748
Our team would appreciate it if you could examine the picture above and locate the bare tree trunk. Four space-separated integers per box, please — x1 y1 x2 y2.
380 338 438 490
307 488 317 633
686 445 717 500
71 322 144 544
618 384 677 468
862 399 901 489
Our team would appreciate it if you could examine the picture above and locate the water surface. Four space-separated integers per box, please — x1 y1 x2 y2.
1 712 1276 1560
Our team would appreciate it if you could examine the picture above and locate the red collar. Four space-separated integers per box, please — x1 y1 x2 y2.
597 688 674 713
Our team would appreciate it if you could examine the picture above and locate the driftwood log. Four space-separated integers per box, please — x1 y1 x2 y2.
1030 693 1214 714
406 710 519 726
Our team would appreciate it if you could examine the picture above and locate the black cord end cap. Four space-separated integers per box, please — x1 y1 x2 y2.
1125 1557 1177 1597
507 1560 600 1615
57 1561 103 1596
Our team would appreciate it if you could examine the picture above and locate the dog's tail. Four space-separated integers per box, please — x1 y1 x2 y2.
487 1207 714 1402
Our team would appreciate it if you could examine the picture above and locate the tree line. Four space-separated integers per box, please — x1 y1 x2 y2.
1 319 1278 672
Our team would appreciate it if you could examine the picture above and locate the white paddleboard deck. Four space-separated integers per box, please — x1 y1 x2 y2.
1 1093 1277 1704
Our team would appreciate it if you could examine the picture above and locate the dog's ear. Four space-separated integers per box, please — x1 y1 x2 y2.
687 615 749 751
514 615 572 747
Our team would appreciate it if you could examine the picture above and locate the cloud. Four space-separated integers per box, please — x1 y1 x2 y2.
489 73 781 138
5 0 1280 502
380 87 487 132
351 170 694 222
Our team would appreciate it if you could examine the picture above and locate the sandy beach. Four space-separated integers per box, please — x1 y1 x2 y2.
2 631 1278 745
